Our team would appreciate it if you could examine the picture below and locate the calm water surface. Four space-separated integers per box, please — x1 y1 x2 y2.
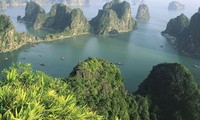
0 1 200 92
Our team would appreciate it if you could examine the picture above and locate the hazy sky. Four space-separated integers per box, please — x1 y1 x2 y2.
145 0 200 5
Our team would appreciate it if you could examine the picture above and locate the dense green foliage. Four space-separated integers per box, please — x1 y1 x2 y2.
65 57 150 120
0 14 14 31
0 63 102 119
0 58 200 119
137 63 200 120
66 58 130 119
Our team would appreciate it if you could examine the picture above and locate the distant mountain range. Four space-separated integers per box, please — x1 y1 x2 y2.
0 0 90 10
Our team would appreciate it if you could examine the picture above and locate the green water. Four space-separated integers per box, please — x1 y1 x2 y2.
0 1 200 92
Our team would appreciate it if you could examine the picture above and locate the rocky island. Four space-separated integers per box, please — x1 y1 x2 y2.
90 0 137 36
0 0 137 52
19 1 90 40
168 1 185 11
19 0 136 38
0 14 37 52
162 9 200 57
136 4 150 20
42 4 90 39
162 14 190 46
20 1 46 26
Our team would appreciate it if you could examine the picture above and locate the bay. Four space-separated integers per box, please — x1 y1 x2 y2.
0 1 200 92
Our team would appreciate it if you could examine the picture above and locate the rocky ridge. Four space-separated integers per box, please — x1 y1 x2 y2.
21 1 46 25
20 2 90 39
90 0 137 36
20 0 136 38
162 9 200 57
0 14 37 52
2 0 136 52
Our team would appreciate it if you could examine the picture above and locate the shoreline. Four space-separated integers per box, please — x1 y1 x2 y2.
161 32 200 58
0 32 91 53
1 17 134 53
161 32 177 46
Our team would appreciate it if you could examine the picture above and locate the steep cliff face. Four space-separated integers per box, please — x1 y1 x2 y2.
90 0 137 36
183 12 200 55
64 8 90 35
21 1 45 24
162 14 189 38
33 4 90 36
162 10 200 56
168 1 185 10
43 4 72 31
33 3 64 30
43 3 90 35
138 63 200 120
22 1 135 38
136 4 150 20
0 15 36 52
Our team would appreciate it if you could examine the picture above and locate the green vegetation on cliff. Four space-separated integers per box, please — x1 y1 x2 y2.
0 63 102 119
0 14 37 52
21 2 90 39
0 58 200 119
21 1 45 24
162 13 189 38
21 0 136 38
138 63 200 120
90 0 137 36
66 58 129 119
162 9 200 56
